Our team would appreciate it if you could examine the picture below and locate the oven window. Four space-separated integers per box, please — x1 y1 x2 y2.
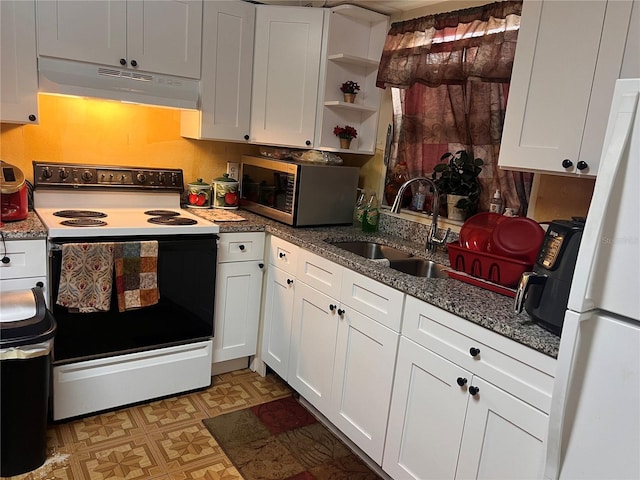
49 234 217 364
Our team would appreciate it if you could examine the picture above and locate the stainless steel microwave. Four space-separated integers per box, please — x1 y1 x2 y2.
240 155 359 226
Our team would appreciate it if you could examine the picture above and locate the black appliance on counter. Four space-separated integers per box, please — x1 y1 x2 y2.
514 218 586 335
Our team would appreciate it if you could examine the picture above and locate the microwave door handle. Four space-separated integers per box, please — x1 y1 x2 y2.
514 271 546 313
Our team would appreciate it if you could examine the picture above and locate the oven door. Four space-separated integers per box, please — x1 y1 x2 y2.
48 234 217 365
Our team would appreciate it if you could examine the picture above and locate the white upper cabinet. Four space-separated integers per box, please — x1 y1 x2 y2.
181 1 255 141
316 5 389 155
499 0 634 176
1 0 39 124
36 0 203 79
250 6 324 148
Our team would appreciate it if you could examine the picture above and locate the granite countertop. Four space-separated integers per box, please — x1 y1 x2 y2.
9 207 560 358
197 208 561 359
0 212 48 239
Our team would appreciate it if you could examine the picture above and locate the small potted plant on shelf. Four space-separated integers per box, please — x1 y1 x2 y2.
334 125 358 149
431 150 483 221
340 80 360 103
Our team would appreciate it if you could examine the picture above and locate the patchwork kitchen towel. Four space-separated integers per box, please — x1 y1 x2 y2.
56 243 115 313
114 241 159 312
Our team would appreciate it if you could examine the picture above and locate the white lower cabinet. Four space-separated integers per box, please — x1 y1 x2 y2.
0 238 47 302
213 233 265 363
383 296 555 480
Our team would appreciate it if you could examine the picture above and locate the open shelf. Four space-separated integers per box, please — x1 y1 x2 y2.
324 100 378 112
328 53 379 68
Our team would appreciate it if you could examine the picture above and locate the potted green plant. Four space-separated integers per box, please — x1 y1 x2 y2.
334 125 358 149
340 80 360 103
431 150 483 221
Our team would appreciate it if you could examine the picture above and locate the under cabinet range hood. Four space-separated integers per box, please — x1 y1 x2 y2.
38 57 200 109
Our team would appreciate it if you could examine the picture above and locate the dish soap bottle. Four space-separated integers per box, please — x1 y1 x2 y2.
362 192 380 233
489 189 503 214
354 190 366 227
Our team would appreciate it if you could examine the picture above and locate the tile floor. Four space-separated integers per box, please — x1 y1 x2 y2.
3 369 292 480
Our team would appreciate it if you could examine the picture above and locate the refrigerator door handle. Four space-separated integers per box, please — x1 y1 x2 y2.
568 89 639 311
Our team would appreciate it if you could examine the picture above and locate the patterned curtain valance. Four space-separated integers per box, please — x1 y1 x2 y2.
377 1 522 89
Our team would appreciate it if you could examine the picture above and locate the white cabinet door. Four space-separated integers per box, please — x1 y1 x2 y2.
181 1 254 141
383 337 470 480
126 0 202 78
330 306 398 465
499 0 632 176
1 0 39 124
213 260 264 363
288 281 339 413
261 265 295 380
251 6 323 148
36 0 202 78
37 0 127 66
456 377 547 480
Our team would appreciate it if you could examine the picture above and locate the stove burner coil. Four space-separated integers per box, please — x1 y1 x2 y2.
60 219 108 227
143 210 181 217
54 210 107 218
148 216 197 226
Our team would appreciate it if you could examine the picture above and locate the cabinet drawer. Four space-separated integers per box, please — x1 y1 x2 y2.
403 296 556 413
218 232 265 263
268 235 298 275
341 269 404 332
0 239 47 280
296 249 342 299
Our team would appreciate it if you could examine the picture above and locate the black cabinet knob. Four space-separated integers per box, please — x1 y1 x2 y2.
239 244 245 251
286 278 293 285
337 308 345 316
456 377 467 387
120 58 127 66
28 114 36 122
469 386 480 396
279 252 286 258
329 304 336 311
244 134 250 141
36 281 44 288
130 60 138 67
1 256 10 264
258 263 264 269
562 159 573 169
305 140 311 146
469 347 480 357
576 161 588 171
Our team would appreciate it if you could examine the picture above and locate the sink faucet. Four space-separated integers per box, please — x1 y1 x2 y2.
390 177 451 252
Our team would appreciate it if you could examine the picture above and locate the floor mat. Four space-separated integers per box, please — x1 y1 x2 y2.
202 396 381 480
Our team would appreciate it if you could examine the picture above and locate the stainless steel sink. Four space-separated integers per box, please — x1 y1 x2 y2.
388 258 449 278
329 241 414 261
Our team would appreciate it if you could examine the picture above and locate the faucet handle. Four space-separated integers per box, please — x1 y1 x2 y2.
431 227 451 246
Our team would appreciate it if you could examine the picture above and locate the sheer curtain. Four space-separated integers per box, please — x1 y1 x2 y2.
378 0 532 215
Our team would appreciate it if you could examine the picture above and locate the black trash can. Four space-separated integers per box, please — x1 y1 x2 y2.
0 286 56 477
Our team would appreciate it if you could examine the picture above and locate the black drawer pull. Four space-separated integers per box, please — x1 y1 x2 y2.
239 244 245 251
456 377 467 387
279 252 286 258
469 347 480 358
469 386 480 396
287 279 293 285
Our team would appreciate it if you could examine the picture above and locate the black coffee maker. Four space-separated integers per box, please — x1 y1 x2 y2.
514 218 585 335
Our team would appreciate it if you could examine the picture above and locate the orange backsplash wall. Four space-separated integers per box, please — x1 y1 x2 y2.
0 94 261 185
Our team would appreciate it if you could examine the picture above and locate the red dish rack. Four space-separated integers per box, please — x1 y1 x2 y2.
446 242 534 297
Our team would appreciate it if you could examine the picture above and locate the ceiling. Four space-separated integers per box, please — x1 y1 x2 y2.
256 0 453 17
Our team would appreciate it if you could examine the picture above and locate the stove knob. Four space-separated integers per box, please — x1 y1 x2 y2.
136 173 147 183
59 168 69 180
170 173 178 185
81 170 93 182
41 167 52 179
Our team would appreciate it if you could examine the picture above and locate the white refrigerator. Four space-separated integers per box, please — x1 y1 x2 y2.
544 78 640 479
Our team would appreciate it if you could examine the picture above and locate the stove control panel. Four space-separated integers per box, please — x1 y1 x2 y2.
33 162 184 191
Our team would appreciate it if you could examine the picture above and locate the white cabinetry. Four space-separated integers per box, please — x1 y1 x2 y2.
498 0 633 176
250 5 388 154
181 1 255 142
316 5 389 155
383 296 556 480
36 0 203 78
261 235 299 380
0 0 39 124
251 6 324 149
0 239 47 302
213 232 265 363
